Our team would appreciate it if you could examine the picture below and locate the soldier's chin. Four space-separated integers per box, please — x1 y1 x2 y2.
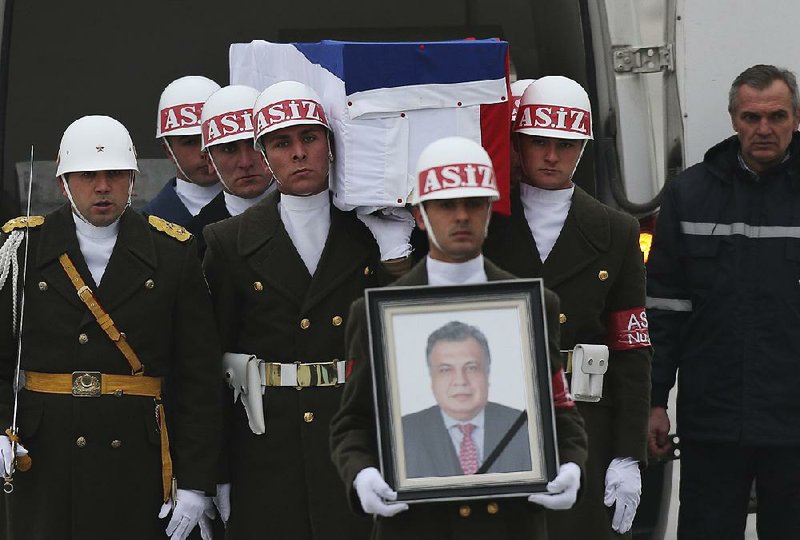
88 205 121 226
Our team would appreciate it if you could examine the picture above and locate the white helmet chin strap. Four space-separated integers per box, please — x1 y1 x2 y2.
569 140 588 180
258 147 281 191
418 203 443 254
126 172 135 208
206 151 233 192
61 175 90 225
163 138 192 183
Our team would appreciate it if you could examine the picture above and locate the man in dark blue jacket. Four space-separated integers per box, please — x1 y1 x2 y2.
143 76 223 226
647 64 800 539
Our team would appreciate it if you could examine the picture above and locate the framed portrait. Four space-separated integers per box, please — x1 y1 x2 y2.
365 279 558 503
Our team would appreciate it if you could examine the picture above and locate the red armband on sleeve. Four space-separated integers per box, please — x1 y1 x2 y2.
551 368 575 410
345 359 356 379
607 307 650 351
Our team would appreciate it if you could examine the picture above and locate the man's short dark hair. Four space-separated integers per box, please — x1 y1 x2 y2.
425 321 491 371
728 64 800 114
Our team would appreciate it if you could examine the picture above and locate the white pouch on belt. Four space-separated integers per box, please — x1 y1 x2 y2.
222 353 266 435
570 344 609 403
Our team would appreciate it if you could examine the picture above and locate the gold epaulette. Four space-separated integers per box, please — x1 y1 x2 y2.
148 215 191 242
2 215 44 234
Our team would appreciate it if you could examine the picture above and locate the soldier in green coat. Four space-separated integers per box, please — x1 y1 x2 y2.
201 81 413 540
331 136 588 540
0 116 222 540
485 76 652 539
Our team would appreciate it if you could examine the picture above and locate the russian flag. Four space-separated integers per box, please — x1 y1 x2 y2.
230 39 510 215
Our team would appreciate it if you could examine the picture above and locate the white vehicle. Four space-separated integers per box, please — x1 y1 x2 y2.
0 0 792 537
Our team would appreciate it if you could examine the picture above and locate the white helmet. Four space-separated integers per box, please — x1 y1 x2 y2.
200 85 259 150
412 136 499 205
156 75 221 138
56 115 138 177
514 76 593 140
510 78 536 123
253 80 330 151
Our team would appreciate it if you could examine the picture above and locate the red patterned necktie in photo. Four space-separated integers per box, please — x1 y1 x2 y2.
458 423 479 475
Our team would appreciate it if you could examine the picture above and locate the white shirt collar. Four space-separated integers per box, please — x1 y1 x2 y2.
72 211 120 239
519 182 574 204
441 408 486 431
175 178 222 216
280 189 330 212
426 254 487 286
223 187 271 217
279 189 331 275
71 211 120 285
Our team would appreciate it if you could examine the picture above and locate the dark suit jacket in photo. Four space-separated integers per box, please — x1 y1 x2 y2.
402 402 531 478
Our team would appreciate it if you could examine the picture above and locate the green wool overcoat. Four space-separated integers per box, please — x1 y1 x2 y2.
330 257 588 540
484 185 652 539
202 191 398 540
0 204 222 540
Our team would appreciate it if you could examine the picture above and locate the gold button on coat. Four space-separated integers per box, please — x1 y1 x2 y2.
300 318 311 330
78 333 89 344
253 281 264 292
486 502 499 514
332 315 343 327
363 266 372 276
303 412 314 423
458 505 471 518
598 270 609 281
111 440 122 449
144 279 155 289
559 313 567 324
76 436 87 448
38 281 48 291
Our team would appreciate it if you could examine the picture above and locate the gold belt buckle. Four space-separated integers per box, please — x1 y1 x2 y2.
296 362 312 387
264 363 281 386
295 362 338 387
72 371 102 397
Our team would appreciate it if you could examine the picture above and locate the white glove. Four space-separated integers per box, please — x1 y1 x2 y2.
159 488 212 540
528 462 581 510
0 434 28 476
357 208 414 260
212 483 231 523
353 467 409 517
604 457 642 533
197 483 231 538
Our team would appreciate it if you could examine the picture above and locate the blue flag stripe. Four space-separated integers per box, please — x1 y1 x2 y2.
293 39 508 95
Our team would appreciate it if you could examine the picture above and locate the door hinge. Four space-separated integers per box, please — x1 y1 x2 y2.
613 44 674 73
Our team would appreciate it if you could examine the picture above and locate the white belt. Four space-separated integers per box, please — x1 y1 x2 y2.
258 360 347 388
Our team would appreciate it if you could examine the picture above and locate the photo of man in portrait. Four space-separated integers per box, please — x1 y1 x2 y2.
401 321 532 479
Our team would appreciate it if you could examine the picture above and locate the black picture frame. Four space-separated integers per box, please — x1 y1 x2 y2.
365 279 558 503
